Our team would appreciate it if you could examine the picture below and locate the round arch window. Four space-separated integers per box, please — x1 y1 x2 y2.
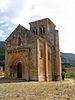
18 37 21 46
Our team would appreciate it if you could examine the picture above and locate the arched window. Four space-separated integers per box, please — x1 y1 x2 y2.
39 27 45 34
33 28 38 35
35 29 38 35
48 51 50 60
39 27 42 34
18 37 21 46
43 27 45 33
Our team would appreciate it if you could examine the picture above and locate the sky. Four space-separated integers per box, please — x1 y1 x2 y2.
0 0 75 53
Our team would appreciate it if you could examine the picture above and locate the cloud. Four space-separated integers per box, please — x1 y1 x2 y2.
1 23 9 27
0 0 10 12
0 0 26 26
0 30 4 34
0 0 7 9
0 30 4 37
5 0 25 18
12 0 55 28
0 20 4 24
0 0 75 53
0 29 8 40
1 34 9 40
8 26 15 30
8 26 17 33
0 18 17 40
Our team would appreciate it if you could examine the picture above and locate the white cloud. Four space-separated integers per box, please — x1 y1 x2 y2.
0 20 4 24
1 23 9 27
12 0 55 28
0 29 9 40
5 0 24 18
1 34 8 40
0 0 10 12
8 26 16 32
0 30 4 37
0 30 4 34
0 0 75 53
0 0 6 9
0 0 26 22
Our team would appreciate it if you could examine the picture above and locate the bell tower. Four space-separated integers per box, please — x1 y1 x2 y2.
29 18 62 81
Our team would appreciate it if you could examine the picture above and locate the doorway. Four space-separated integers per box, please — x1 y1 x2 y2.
17 62 22 78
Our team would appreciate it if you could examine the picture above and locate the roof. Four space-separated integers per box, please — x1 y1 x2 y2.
6 24 30 41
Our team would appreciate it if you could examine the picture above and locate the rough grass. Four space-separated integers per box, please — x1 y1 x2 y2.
0 79 75 100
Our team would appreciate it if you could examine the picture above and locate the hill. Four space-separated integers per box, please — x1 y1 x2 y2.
0 41 5 68
61 52 75 67
0 41 5 58
61 52 75 62
0 41 5 48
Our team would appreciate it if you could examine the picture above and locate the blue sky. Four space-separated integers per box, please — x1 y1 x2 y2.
0 0 75 53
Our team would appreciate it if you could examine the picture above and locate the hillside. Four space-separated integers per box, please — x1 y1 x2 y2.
61 52 75 66
61 52 75 62
0 41 5 48
0 41 5 68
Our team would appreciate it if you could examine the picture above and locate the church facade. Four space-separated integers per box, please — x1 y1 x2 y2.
5 18 61 81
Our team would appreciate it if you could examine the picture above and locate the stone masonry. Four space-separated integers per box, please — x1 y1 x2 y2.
5 18 62 81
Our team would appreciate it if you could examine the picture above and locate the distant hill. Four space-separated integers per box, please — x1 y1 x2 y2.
0 41 5 57
0 41 5 68
61 52 75 67
0 41 5 48
61 52 75 61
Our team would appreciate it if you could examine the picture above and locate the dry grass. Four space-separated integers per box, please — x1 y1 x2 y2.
0 79 75 100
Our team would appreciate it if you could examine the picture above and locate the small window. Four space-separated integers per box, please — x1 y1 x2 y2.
18 37 21 46
33 29 35 33
43 27 45 33
48 51 50 60
35 29 38 35
33 28 38 35
39 27 42 34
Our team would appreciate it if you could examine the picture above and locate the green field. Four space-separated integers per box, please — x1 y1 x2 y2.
0 79 75 100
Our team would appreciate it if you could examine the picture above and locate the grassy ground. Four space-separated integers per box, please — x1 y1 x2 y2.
0 79 75 100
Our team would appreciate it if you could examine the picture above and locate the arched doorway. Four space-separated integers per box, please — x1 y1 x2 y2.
17 62 22 78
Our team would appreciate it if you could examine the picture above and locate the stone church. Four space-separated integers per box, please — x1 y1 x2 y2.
5 18 61 81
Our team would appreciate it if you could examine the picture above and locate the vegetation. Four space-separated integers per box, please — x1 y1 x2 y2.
0 47 5 59
0 47 5 67
61 52 75 79
0 41 5 68
62 65 75 79
65 72 75 79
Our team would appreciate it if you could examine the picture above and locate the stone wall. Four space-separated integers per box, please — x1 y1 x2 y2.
37 38 53 81
5 25 38 81
5 18 62 81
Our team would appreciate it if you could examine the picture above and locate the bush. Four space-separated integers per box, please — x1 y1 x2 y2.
65 72 75 79
62 66 66 80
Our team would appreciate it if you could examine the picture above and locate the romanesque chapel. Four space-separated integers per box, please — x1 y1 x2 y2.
5 18 61 81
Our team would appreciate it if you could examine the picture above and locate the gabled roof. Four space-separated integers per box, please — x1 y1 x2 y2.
6 24 30 41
